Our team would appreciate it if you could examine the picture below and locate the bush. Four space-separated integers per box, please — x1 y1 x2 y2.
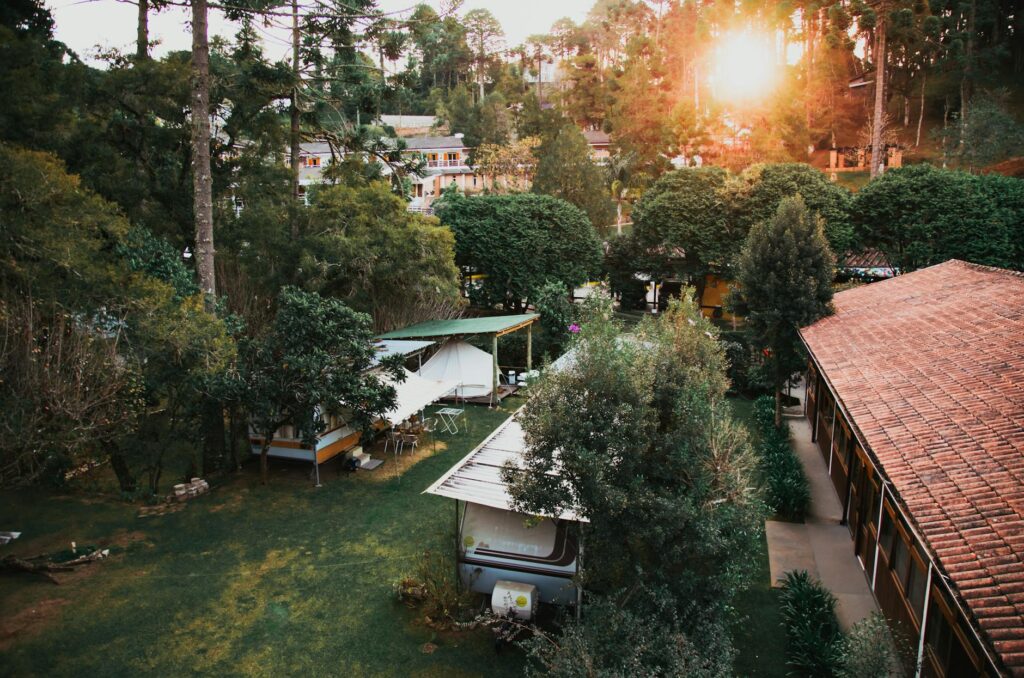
753 396 810 521
841 612 913 678
779 570 845 677
395 549 477 627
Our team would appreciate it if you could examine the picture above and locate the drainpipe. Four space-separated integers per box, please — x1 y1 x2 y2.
915 562 934 677
871 482 888 590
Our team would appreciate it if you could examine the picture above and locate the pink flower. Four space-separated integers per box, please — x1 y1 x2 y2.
568 323 581 334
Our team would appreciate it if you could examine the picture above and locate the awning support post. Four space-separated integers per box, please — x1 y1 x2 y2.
491 333 499 408
526 323 533 373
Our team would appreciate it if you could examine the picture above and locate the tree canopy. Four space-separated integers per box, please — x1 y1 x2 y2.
532 125 616 231
435 192 602 311
852 164 1024 272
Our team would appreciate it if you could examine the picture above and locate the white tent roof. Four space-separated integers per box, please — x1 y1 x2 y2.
418 340 493 399
423 411 587 523
381 368 457 425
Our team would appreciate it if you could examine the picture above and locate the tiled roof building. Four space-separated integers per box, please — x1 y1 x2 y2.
801 259 1024 677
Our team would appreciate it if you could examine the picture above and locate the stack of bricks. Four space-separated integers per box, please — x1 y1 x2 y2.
172 477 210 503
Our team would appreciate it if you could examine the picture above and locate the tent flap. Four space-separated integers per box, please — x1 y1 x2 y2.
418 341 494 399
382 369 457 424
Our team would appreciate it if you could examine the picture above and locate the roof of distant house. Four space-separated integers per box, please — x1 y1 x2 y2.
378 114 437 130
403 135 467 151
582 129 610 145
799 259 1024 675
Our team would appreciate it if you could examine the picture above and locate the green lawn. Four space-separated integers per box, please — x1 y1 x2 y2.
0 401 526 678
728 395 789 678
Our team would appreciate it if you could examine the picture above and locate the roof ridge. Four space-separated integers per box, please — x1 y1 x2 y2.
947 258 1024 279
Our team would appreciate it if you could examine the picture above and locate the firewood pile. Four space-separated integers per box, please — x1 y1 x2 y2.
172 477 210 503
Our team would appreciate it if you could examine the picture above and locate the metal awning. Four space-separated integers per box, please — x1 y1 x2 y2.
423 411 587 523
378 314 539 340
369 339 434 368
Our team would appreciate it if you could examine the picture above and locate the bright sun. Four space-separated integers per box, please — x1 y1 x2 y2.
711 31 780 103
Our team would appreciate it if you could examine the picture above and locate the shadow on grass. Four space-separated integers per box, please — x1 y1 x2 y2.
0 401 526 677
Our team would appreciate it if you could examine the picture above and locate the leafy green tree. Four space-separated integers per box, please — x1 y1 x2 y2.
242 287 400 485
506 297 764 667
735 196 835 427
532 125 616 231
300 181 462 332
851 164 1024 271
732 163 855 256
0 144 233 492
629 168 736 281
939 90 1024 170
435 193 602 311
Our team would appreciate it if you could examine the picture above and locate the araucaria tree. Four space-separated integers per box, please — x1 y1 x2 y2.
506 298 765 674
736 196 835 427
242 287 401 485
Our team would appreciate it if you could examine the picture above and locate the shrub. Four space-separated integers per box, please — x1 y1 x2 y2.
753 396 810 521
779 570 845 677
395 549 477 627
840 612 914 678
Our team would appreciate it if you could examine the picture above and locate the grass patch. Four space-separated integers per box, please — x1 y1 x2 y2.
728 394 789 678
0 401 526 677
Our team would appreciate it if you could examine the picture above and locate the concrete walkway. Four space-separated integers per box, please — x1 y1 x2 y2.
765 382 879 631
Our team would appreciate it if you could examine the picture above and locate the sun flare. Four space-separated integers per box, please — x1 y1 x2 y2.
711 31 780 103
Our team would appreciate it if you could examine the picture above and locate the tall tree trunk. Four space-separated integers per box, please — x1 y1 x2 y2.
915 71 926 147
109 446 136 494
290 0 302 227
190 0 215 302
869 19 887 178
136 0 149 60
959 0 976 149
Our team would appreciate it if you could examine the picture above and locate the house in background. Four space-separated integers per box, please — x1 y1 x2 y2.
583 130 611 163
801 260 1024 677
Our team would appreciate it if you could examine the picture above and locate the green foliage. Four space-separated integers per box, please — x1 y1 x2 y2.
117 227 198 302
732 163 856 256
735 196 835 425
300 181 462 333
852 164 1024 272
522 588 734 678
752 396 810 521
0 144 233 492
532 279 578 359
506 297 766 671
241 287 400 483
435 192 602 311
532 125 616 230
629 168 735 278
939 91 1024 170
840 612 912 678
778 570 845 678
395 548 477 626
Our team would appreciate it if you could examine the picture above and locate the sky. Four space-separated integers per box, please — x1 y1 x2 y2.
48 0 596 67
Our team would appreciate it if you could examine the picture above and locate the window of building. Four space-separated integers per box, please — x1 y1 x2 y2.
446 152 459 163
892 532 911 586
879 507 896 558
926 590 981 676
304 155 321 168
908 555 928 620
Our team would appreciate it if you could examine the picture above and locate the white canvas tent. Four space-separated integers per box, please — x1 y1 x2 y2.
381 368 457 425
418 341 494 399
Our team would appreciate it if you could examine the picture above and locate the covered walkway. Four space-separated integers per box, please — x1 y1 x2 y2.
765 381 879 631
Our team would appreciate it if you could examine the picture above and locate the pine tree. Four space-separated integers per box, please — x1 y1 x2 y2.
736 196 835 426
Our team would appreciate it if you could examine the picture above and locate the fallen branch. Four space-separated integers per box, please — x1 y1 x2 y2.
1 548 109 584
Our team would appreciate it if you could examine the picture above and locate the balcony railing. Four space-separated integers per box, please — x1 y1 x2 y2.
426 159 464 168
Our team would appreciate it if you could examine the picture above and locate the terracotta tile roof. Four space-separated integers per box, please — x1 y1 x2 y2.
800 260 1024 676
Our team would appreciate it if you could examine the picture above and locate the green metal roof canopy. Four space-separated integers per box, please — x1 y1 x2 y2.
378 313 539 340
